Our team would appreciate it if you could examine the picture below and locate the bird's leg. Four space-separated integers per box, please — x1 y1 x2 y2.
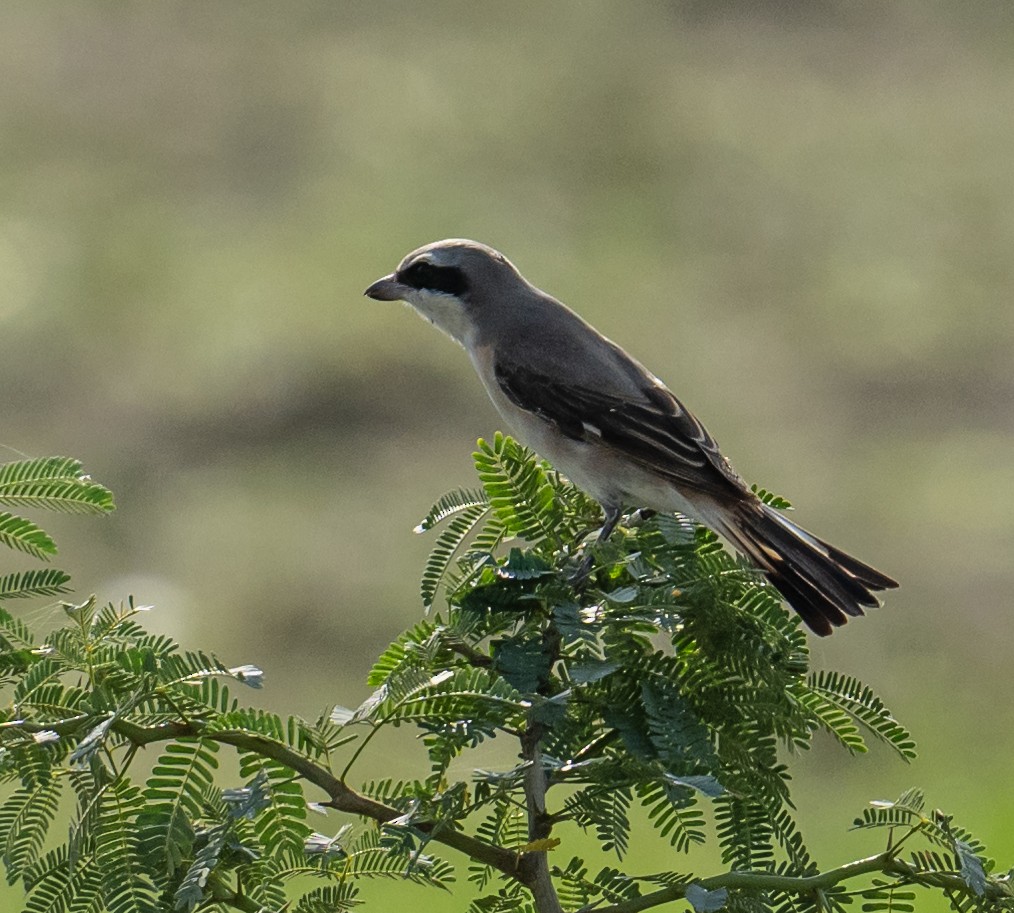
570 505 623 586
597 505 623 542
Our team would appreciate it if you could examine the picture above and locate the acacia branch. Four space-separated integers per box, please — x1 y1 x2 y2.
106 718 525 884
593 852 1013 913
9 713 548 893
20 711 1011 911
518 720 563 913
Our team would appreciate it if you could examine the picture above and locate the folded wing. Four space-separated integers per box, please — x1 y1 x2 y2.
494 358 747 499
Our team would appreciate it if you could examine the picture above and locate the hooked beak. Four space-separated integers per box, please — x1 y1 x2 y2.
363 274 406 301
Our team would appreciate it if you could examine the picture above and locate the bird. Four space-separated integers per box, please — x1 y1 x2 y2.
364 239 897 636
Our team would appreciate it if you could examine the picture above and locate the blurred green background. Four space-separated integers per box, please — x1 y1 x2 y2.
1 2 1012 909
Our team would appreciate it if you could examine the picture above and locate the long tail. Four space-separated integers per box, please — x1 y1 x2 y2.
715 501 898 636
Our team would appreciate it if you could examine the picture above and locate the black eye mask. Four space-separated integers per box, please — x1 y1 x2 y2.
398 261 469 296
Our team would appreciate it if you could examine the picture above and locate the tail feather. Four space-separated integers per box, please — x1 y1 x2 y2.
717 502 898 637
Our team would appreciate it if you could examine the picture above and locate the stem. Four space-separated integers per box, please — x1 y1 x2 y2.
518 720 563 913
338 721 381 783
448 639 493 668
207 873 264 912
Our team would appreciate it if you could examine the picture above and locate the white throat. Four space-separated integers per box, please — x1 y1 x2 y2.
403 289 475 348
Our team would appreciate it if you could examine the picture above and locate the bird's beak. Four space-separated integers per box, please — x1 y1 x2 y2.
363 274 405 301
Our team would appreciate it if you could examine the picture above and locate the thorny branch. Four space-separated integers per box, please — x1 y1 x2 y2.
8 716 1009 912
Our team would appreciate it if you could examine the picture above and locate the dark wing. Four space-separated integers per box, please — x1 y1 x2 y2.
493 358 747 499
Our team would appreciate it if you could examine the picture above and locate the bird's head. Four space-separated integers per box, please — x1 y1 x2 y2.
364 239 525 346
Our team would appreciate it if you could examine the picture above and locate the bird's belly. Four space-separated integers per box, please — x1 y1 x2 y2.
475 363 704 520
532 428 705 521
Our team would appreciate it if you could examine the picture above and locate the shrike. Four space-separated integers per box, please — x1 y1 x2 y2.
365 239 897 636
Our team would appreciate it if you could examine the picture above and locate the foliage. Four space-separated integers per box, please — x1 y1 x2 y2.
0 448 1010 913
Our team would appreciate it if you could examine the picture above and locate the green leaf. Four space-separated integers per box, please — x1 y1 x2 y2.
796 685 868 754
391 668 527 730
0 512 57 559
565 786 633 859
415 488 489 533
808 671 917 760
294 882 360 913
0 568 72 600
0 457 114 514
592 865 647 902
569 659 622 684
341 828 455 887
237 756 310 856
137 738 220 878
0 604 35 649
714 796 774 872
94 780 160 913
492 634 552 693
0 778 63 884
495 548 553 581
859 880 917 913
23 845 103 913
366 619 442 687
750 484 792 510
420 501 490 607
640 681 717 770
637 781 707 853
469 802 526 890
853 789 926 831
473 433 563 545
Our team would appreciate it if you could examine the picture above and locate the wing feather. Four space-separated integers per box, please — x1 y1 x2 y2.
493 359 746 498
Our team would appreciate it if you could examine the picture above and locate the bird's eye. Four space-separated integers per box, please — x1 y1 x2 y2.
398 261 469 296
